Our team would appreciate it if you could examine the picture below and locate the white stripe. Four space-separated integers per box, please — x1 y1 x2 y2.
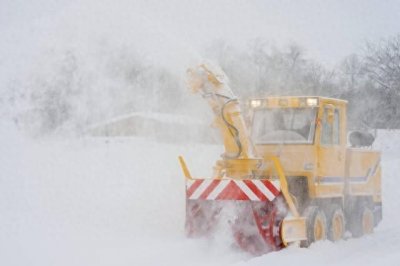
235 180 259 201
189 179 213 199
186 179 196 190
207 180 229 200
271 180 281 191
253 180 275 201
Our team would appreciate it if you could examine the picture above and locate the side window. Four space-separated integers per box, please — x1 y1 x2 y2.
321 108 332 145
321 107 340 146
333 109 340 145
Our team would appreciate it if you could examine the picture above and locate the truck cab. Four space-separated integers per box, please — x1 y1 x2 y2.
247 96 382 231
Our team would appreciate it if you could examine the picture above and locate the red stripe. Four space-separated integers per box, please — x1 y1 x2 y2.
186 179 204 198
262 180 280 196
243 180 267 201
199 179 221 199
216 181 250 200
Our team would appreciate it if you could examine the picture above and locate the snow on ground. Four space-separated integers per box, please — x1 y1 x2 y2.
0 124 399 266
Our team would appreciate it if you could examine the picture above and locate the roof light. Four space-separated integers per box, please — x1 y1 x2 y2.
250 100 262 108
307 98 318 107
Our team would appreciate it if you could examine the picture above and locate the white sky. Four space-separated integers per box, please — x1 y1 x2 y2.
146 0 400 66
1 0 400 67
253 0 400 65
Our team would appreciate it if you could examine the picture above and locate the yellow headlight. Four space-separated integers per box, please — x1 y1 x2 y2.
250 100 262 108
307 98 318 106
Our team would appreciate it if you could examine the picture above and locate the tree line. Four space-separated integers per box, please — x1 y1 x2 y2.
4 34 400 136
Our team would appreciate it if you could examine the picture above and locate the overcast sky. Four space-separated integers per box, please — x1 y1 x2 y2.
252 0 400 65
1 0 400 67
146 0 400 65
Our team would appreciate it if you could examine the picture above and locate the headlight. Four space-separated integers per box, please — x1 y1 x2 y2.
307 98 318 106
250 100 262 108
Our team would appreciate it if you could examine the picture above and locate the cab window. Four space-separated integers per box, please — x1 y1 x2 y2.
333 109 340 145
321 107 340 145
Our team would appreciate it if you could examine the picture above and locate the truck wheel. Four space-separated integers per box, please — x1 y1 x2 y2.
327 204 345 241
301 206 327 247
351 205 374 238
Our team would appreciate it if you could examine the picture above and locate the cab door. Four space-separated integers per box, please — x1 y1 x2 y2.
316 104 345 197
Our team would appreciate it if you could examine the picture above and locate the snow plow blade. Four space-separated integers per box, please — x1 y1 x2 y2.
183 177 307 254
186 175 306 255
179 154 307 254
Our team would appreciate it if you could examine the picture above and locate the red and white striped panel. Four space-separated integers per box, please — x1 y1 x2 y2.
186 179 281 201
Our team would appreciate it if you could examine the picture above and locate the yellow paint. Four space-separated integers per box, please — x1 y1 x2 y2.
185 64 381 246
280 217 307 246
178 156 192 180
267 156 300 217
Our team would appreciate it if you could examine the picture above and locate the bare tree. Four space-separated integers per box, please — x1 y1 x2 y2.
363 35 400 128
364 35 400 94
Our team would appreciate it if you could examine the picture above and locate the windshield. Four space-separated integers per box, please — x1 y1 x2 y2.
251 108 317 144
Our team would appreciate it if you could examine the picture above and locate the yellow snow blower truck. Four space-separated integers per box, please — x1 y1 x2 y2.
179 63 382 255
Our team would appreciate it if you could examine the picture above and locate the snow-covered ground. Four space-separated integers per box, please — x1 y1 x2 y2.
0 124 399 266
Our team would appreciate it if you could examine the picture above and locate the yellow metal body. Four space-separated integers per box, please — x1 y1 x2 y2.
183 64 381 247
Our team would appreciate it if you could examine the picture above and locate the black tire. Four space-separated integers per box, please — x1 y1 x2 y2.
327 204 345 241
301 206 328 247
350 204 374 238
